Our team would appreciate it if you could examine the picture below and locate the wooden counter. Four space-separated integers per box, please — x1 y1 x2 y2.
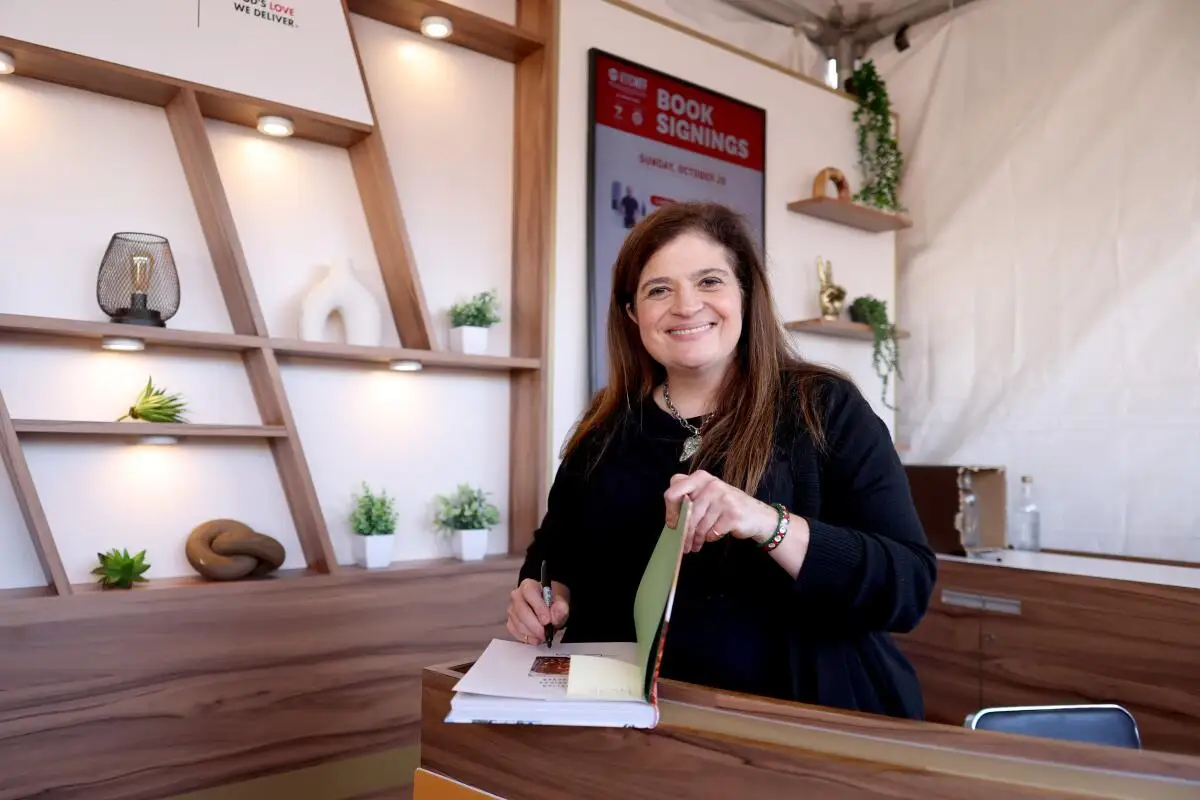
894 551 1200 757
419 661 1200 799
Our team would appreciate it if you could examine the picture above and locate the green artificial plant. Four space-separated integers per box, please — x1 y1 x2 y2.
849 60 905 213
92 548 151 589
850 295 902 410
350 482 398 536
116 376 188 423
449 290 502 329
433 484 500 536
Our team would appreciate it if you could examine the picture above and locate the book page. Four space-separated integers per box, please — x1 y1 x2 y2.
453 639 639 701
565 654 645 700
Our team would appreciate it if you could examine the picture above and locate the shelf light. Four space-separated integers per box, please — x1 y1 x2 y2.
101 336 145 352
389 359 423 372
0 51 14 75
138 435 179 446
420 15 453 39
256 114 294 137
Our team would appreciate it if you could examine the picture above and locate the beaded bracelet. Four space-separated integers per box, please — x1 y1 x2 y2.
759 502 790 551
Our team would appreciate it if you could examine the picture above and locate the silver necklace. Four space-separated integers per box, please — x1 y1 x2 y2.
662 379 710 461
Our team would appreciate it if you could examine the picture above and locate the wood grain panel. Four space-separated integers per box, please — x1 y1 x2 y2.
347 0 546 63
901 559 1200 758
421 667 1200 799
893 587 982 725
243 347 339 574
0 389 70 596
507 0 556 556
0 557 519 800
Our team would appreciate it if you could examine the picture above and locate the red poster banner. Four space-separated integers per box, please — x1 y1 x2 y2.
591 51 766 171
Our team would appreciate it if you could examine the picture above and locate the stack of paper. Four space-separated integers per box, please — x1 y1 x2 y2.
445 500 691 729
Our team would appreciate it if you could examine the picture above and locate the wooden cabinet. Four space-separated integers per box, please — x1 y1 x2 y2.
896 557 1200 758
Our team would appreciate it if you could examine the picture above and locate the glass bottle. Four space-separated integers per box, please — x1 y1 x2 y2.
957 469 981 553
1011 475 1041 551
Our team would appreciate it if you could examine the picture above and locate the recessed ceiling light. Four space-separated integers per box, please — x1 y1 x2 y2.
420 15 453 39
257 114 294 137
101 336 145 352
388 359 423 372
0 51 14 75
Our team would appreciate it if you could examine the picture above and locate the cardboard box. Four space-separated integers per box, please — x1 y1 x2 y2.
904 465 1007 556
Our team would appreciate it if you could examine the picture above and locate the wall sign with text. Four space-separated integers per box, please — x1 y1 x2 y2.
0 0 372 124
585 49 767 394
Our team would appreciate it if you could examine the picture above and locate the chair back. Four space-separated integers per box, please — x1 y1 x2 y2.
965 703 1141 749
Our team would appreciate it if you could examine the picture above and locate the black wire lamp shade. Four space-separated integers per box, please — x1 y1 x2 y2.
96 232 181 327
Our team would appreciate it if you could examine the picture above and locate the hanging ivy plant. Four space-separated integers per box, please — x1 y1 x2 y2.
849 60 905 213
849 295 902 410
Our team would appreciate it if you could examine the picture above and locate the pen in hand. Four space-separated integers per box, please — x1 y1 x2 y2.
539 559 554 649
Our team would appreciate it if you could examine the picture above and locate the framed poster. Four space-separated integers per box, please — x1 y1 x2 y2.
586 48 767 394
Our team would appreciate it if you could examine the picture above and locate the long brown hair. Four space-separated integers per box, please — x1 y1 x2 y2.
564 201 846 495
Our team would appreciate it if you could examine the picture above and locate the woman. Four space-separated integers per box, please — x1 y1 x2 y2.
507 201 935 720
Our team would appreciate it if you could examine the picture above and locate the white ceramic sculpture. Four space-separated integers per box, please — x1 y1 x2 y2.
299 260 382 346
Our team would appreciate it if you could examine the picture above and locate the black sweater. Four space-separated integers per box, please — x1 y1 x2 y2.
519 374 936 720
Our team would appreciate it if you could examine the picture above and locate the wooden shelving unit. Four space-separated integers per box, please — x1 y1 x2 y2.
787 196 912 233
11 421 289 439
0 0 556 597
785 318 911 341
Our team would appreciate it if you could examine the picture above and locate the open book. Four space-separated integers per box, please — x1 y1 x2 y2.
445 499 691 728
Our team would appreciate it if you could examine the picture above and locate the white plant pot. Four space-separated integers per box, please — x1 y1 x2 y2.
352 533 395 569
449 325 488 355
453 529 489 561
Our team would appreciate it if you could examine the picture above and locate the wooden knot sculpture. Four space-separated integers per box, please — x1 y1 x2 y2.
812 167 851 201
186 519 286 581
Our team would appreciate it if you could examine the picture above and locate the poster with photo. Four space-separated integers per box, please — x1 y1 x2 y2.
586 48 766 394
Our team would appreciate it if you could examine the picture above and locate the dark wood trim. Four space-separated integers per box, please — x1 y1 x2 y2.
0 35 371 147
1040 548 1200 569
0 389 71 596
507 0 557 557
347 0 546 63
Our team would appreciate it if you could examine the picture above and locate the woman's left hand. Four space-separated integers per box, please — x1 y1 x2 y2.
664 470 779 553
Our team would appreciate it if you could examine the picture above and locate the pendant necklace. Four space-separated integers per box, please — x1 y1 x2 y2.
662 379 710 462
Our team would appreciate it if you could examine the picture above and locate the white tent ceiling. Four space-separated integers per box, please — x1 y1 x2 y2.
717 0 977 51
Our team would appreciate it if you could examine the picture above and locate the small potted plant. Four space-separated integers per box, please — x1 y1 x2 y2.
448 290 501 355
433 483 500 562
849 295 902 410
349 482 398 569
92 548 151 589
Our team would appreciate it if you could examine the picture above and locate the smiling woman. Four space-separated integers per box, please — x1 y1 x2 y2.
506 201 936 720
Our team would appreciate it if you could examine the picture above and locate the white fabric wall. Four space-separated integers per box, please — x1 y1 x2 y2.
866 0 1200 560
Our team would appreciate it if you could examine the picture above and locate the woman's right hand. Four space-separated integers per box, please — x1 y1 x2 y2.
507 578 570 646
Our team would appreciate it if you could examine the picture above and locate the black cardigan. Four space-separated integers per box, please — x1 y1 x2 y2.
518 374 936 720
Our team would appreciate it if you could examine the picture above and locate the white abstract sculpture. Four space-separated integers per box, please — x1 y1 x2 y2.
298 260 382 346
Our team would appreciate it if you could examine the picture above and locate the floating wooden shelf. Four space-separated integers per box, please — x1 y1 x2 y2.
0 313 263 352
271 338 540 372
785 318 911 341
71 567 318 596
0 35 372 148
347 0 546 63
786 197 912 233
11 421 288 439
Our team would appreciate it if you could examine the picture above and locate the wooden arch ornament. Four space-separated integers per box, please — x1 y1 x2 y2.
812 167 852 201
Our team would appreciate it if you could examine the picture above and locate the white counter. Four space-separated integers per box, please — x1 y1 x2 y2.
938 550 1200 591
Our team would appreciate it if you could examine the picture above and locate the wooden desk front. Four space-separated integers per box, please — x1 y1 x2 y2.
418 663 1200 799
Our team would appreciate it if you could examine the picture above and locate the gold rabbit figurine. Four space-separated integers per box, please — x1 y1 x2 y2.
817 257 847 320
